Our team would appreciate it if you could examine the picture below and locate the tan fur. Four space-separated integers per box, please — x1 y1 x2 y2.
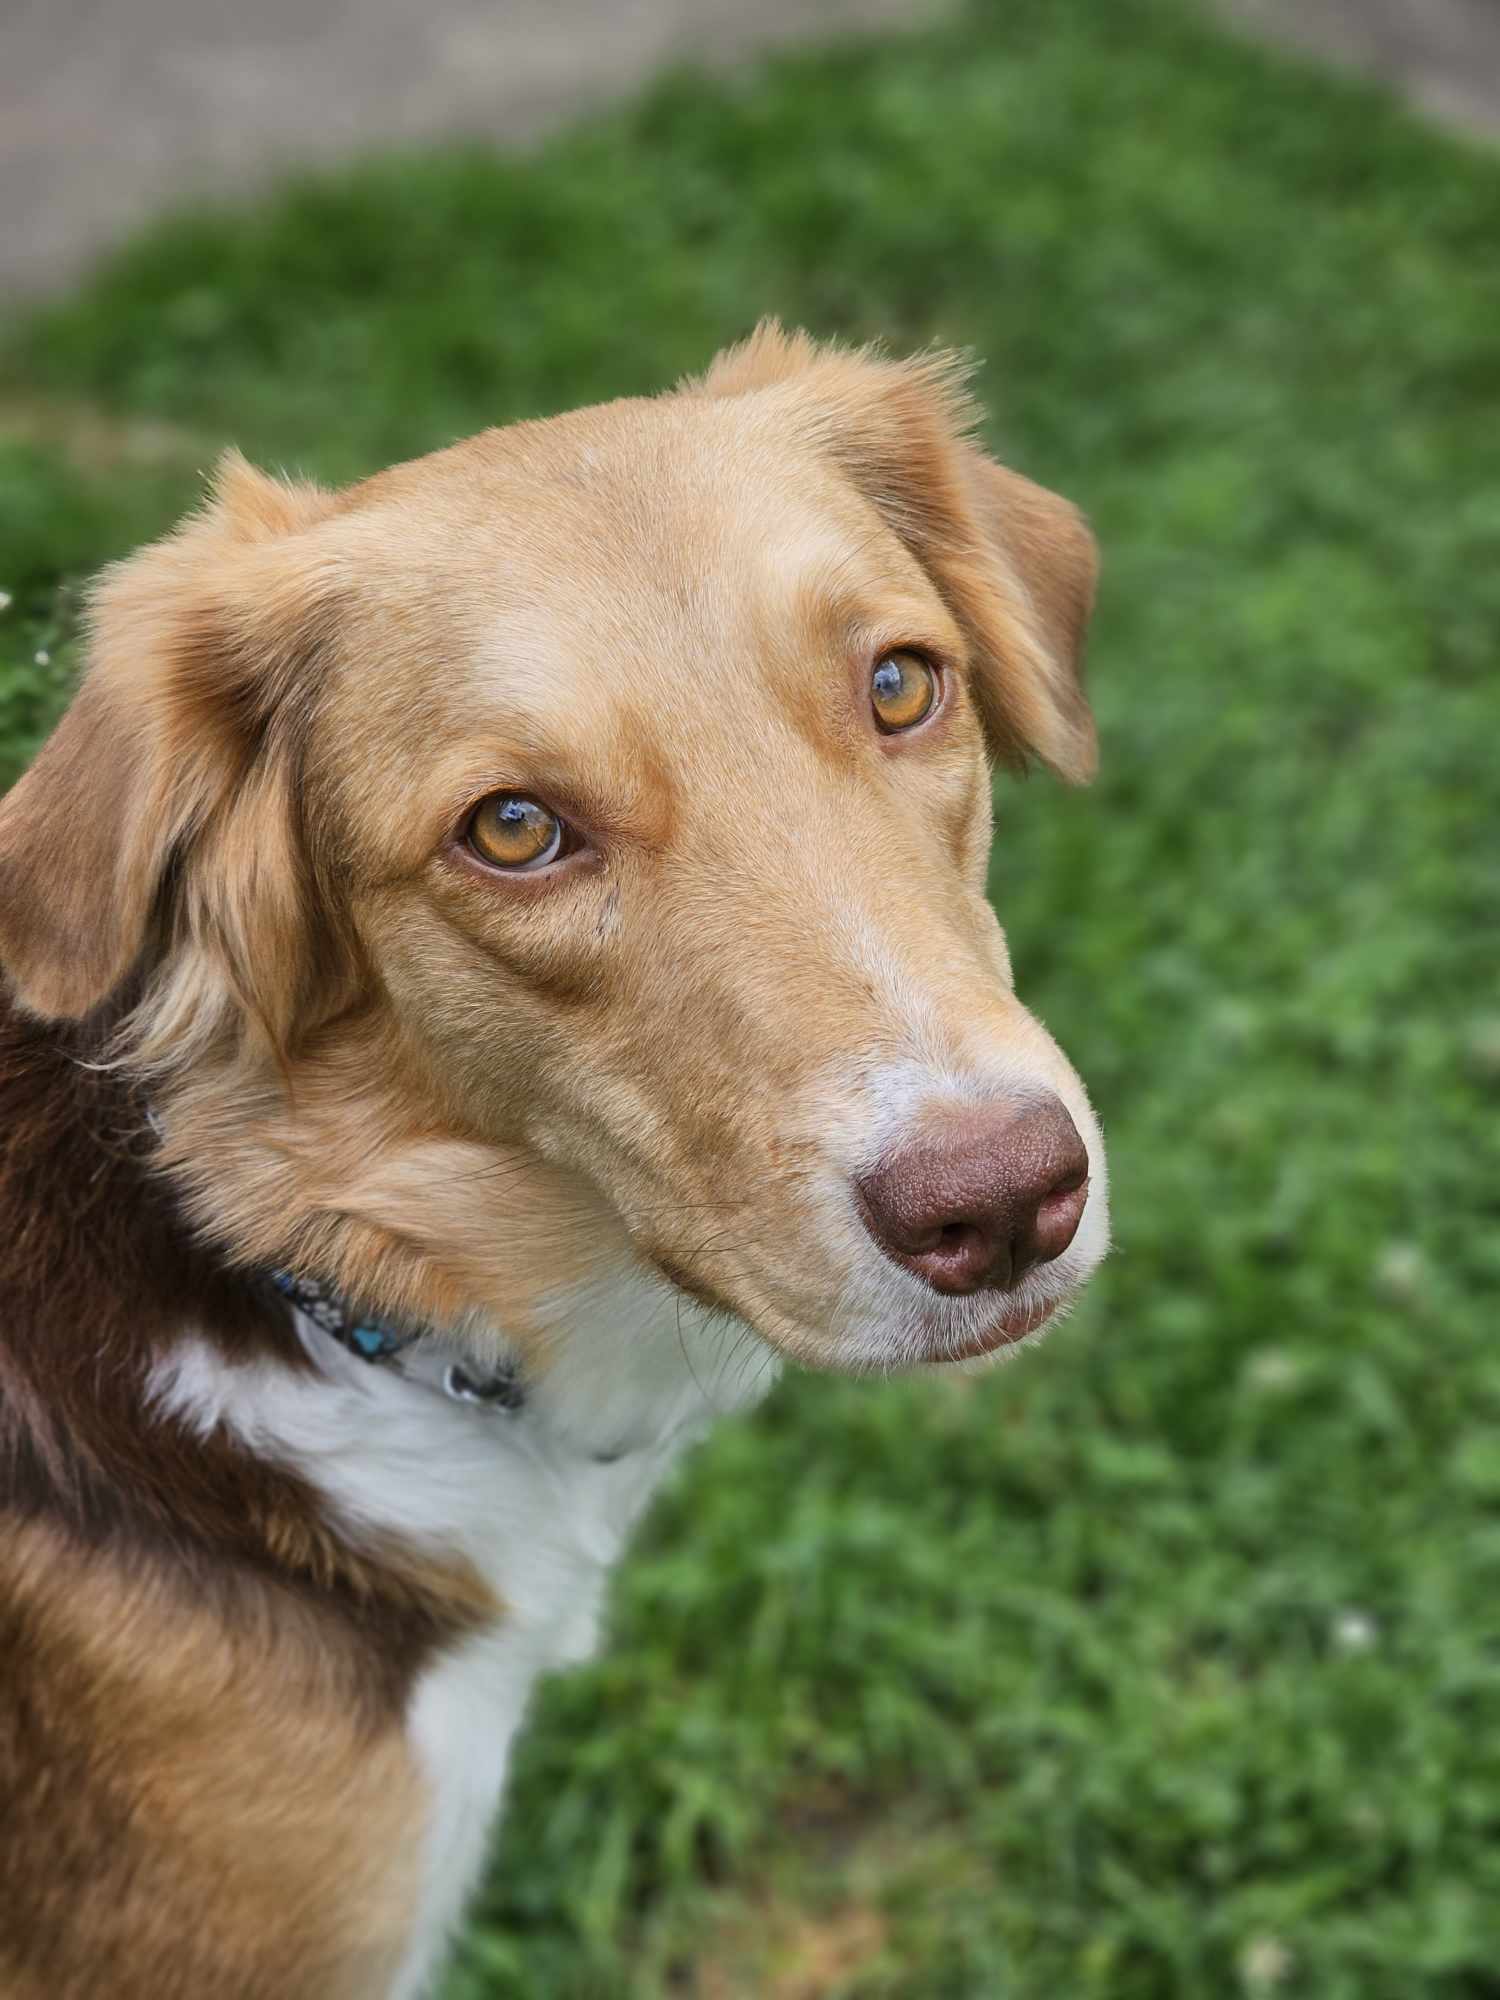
0 322 1099 1369
695 322 1097 777
0 326 1103 1992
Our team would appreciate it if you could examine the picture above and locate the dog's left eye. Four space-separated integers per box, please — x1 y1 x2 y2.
871 651 939 733
466 794 566 870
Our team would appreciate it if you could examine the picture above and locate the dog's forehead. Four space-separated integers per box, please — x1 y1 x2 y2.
358 393 840 555
336 395 942 724
398 400 872 616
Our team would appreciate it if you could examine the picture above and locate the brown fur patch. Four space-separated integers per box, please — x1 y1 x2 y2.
0 995 494 1992
0 997 491 1650
0 1516 423 2000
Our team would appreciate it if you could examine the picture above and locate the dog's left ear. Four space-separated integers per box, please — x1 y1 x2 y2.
695 322 1099 781
948 449 1098 781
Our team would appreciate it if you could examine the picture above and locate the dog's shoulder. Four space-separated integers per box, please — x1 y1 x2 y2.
0 993 499 1997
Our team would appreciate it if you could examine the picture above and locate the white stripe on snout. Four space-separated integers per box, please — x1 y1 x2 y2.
801 907 1106 1213
842 1056 1053 1178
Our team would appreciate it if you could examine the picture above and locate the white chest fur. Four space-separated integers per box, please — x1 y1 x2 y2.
150 1273 773 2000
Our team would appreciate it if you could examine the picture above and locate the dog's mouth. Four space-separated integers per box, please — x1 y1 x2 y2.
626 1101 1107 1375
936 1292 1060 1363
642 1232 1077 1375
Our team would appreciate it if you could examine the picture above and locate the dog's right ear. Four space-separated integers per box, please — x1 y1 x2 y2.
0 453 337 1024
0 670 164 1019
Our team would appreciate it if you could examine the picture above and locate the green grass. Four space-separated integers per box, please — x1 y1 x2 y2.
3 0 1499 1992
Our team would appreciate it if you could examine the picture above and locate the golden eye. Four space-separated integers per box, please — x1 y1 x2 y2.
870 651 939 733
466 794 565 870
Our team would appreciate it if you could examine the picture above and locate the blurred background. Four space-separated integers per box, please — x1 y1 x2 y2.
1 1 1496 1994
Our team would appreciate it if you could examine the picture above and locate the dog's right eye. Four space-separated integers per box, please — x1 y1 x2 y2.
466 794 566 870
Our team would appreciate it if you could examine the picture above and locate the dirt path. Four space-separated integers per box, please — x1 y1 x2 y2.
0 0 932 299
1216 0 1500 142
3 0 1495 302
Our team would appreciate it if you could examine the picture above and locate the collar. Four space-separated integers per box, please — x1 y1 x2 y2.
268 1269 527 1413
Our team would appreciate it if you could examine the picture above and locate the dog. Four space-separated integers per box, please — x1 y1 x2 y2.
0 323 1109 1998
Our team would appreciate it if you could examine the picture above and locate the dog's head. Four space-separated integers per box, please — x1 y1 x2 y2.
0 326 1107 1375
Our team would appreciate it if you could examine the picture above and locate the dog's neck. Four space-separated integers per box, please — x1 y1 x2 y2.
0 996 774 2000
147 1032 777 1462
274 1249 774 1462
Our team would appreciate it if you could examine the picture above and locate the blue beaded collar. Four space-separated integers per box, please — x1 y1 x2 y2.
269 1269 526 1412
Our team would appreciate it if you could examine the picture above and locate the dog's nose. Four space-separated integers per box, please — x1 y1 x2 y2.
856 1097 1089 1296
